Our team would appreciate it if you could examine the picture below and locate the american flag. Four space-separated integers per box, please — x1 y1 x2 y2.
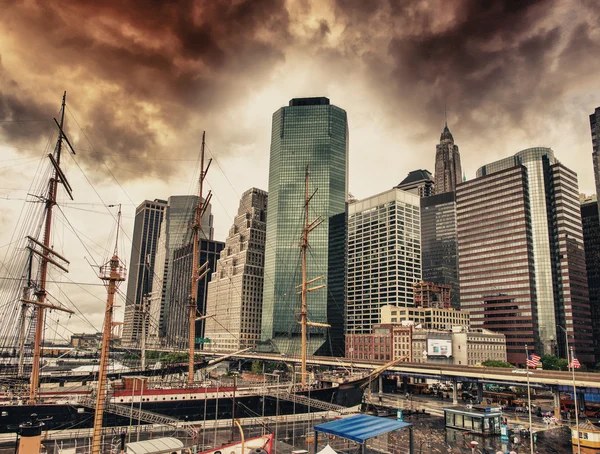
526 352 541 368
569 353 581 369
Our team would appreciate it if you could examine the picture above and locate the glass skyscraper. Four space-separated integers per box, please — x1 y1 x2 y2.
261 97 348 356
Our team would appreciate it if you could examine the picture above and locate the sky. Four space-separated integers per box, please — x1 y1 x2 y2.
1 0 600 338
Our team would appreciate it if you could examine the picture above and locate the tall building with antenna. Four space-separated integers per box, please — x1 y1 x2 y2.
434 122 462 194
261 97 348 357
123 199 167 346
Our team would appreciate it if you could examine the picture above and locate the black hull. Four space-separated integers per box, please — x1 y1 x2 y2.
0 378 367 434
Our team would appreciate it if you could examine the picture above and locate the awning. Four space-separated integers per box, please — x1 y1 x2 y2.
314 414 412 444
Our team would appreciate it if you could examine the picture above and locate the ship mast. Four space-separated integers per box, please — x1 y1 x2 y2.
28 92 76 402
188 131 212 385
298 165 328 388
91 205 126 454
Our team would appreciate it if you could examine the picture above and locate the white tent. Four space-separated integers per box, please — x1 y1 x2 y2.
316 445 337 454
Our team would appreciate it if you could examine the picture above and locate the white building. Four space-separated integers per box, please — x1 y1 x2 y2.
347 188 421 335
204 188 268 352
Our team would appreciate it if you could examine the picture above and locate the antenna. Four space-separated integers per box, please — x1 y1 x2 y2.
444 102 448 128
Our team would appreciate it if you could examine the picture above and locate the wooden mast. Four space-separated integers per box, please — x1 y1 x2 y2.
188 131 212 386
91 206 126 454
29 92 75 402
298 165 328 388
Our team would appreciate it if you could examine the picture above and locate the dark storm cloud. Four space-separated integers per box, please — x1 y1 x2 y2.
0 0 290 179
331 0 600 137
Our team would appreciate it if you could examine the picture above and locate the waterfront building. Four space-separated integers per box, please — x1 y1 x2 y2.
204 188 268 353
434 124 462 194
420 191 460 308
395 170 435 197
590 107 600 216
345 324 505 366
581 198 600 363
412 327 506 366
347 189 421 335
148 195 213 344
261 97 348 357
70 333 102 349
380 304 469 330
457 148 594 365
123 199 167 345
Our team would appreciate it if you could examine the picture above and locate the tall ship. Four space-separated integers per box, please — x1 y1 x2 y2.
0 97 374 437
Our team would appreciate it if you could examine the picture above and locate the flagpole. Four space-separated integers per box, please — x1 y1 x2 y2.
571 346 581 454
525 345 534 454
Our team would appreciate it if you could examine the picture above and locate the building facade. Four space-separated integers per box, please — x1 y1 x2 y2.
420 191 459 308
204 188 268 353
395 170 435 197
590 107 600 216
148 195 213 344
346 325 505 366
163 238 224 348
123 199 167 345
458 148 594 365
347 189 421 335
434 124 462 194
581 199 600 363
261 97 348 357
380 304 469 330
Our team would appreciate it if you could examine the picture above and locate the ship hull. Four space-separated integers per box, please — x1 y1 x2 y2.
0 379 366 433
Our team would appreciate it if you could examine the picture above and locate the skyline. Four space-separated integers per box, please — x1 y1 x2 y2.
1 0 600 336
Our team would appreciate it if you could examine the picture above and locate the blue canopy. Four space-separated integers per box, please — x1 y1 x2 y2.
313 414 412 444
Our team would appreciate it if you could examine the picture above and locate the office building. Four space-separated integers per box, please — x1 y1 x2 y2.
123 199 167 345
581 198 600 363
347 189 421 335
380 304 469 330
590 107 600 215
204 188 268 353
148 195 213 344
163 238 224 348
395 170 434 197
261 97 348 357
457 148 594 365
434 123 462 194
420 191 459 308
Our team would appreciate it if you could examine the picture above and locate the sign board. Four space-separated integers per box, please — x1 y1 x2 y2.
397 409 403 422
195 338 211 343
427 338 452 357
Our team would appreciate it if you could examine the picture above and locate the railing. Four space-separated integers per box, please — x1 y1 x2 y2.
78 397 197 438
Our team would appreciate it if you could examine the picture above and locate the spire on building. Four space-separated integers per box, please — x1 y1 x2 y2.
434 121 462 194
